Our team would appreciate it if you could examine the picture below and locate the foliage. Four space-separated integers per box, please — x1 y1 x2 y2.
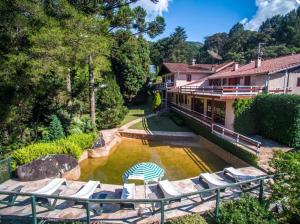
168 213 207 224
219 194 277 224
96 74 128 129
269 150 300 223
47 115 65 141
234 95 300 147
197 7 300 63
10 133 96 168
150 27 201 65
174 110 258 166
232 99 256 135
68 115 95 134
152 92 162 112
112 31 151 102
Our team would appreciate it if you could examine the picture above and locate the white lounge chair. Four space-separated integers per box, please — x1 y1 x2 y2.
224 167 258 182
31 178 66 210
120 183 136 209
70 181 101 199
158 180 181 203
199 173 229 189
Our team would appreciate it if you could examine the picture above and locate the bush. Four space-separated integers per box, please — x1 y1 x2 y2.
152 92 162 112
173 109 258 166
169 112 185 126
68 115 95 134
219 195 277 224
47 115 65 141
11 133 96 167
233 95 300 147
269 150 300 223
168 214 207 224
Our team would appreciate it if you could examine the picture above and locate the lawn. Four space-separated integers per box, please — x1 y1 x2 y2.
129 114 190 132
119 96 153 127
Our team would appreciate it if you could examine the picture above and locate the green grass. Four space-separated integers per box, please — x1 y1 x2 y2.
129 114 191 132
119 96 153 127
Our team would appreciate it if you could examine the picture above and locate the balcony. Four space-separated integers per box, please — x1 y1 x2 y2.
175 85 264 97
154 82 175 90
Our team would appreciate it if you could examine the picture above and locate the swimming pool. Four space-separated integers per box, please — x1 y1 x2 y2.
79 138 229 185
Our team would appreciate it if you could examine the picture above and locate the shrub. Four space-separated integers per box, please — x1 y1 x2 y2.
168 214 207 224
11 133 96 167
68 115 95 134
219 195 277 224
47 115 65 141
173 109 258 166
269 150 300 223
152 92 162 112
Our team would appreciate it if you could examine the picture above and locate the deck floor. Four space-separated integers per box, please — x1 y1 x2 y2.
0 167 265 223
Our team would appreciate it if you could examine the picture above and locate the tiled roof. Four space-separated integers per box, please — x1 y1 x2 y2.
161 62 234 74
209 53 300 79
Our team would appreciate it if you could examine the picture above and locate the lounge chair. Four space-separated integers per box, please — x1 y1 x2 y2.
199 173 229 189
158 180 181 203
70 181 101 199
224 167 262 192
223 167 259 182
0 185 23 206
31 178 66 210
120 183 136 209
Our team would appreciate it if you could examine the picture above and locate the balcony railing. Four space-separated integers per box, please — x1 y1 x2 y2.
177 85 264 96
170 103 261 154
154 82 175 90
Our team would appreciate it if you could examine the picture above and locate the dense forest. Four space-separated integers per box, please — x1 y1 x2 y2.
0 0 165 152
151 6 300 65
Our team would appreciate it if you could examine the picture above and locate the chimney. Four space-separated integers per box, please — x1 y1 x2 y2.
192 58 196 66
233 63 239 71
211 65 216 73
255 57 262 68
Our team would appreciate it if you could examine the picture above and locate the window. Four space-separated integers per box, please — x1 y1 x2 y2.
207 100 226 125
228 78 240 86
192 98 204 114
186 74 192 82
297 78 300 87
209 79 221 86
223 78 227 86
244 76 251 86
179 94 184 104
184 95 188 104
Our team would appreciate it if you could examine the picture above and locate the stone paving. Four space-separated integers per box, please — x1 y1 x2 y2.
0 167 265 223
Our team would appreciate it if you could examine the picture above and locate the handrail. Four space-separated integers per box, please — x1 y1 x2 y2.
0 174 274 224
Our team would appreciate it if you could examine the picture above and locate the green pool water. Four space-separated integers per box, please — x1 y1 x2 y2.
79 138 229 185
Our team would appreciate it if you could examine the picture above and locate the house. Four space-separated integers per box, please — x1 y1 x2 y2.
159 54 300 150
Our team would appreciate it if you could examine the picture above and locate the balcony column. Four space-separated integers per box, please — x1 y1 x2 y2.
211 97 216 128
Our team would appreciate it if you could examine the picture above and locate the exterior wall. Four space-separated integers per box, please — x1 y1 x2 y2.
250 74 267 87
175 73 208 87
288 68 300 94
268 72 285 90
225 100 235 130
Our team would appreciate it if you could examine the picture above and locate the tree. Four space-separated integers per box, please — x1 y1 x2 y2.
270 150 300 223
152 92 161 112
48 115 65 141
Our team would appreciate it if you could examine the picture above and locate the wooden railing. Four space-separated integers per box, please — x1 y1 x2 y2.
170 103 261 154
178 85 264 96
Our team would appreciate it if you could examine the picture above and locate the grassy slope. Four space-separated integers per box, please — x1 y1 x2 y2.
129 114 190 132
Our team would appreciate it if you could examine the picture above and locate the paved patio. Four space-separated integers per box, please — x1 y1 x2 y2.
0 167 265 223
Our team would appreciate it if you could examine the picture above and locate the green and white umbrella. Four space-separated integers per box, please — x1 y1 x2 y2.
122 162 165 183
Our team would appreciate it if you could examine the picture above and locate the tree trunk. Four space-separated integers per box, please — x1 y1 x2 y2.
88 55 96 126
66 68 72 117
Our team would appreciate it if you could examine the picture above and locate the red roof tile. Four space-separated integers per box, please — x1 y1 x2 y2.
209 54 300 79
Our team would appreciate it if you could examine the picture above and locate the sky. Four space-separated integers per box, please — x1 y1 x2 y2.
134 0 300 42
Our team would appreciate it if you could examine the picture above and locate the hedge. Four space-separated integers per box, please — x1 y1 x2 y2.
173 110 258 166
168 214 207 224
234 94 300 148
11 133 96 168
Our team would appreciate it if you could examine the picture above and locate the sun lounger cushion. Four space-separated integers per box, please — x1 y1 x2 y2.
158 180 181 198
70 181 101 199
224 167 258 181
121 183 135 200
32 178 66 195
200 173 229 188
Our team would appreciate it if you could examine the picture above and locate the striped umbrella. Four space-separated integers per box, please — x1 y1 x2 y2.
122 162 165 183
